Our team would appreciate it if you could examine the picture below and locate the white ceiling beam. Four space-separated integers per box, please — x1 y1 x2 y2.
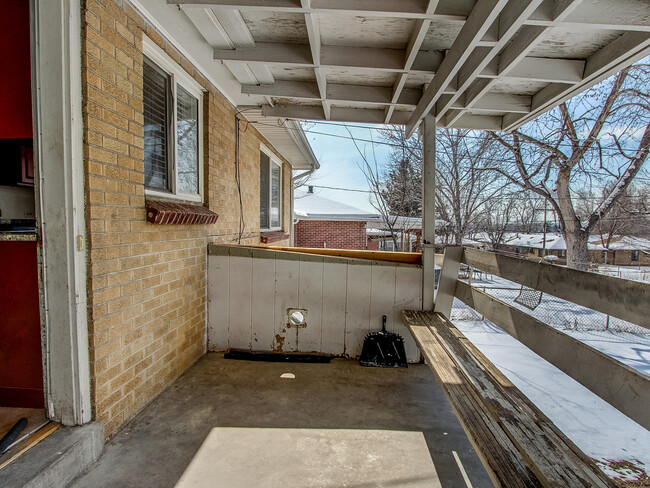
433 0 545 121
405 0 509 137
480 56 585 83
527 0 650 32
174 0 650 30
261 104 412 124
385 0 440 123
503 31 650 130
443 0 582 127
300 0 330 119
184 7 275 87
214 43 446 74
173 0 472 20
242 80 440 106
450 93 532 113
446 113 503 130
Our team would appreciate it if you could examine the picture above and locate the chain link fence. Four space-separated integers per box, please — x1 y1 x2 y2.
450 267 649 335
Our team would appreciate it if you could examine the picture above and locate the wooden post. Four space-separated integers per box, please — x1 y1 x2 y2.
400 229 404 252
435 246 463 319
416 229 420 253
422 113 436 310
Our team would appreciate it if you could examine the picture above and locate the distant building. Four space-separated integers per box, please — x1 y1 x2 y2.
293 188 380 250
590 236 650 266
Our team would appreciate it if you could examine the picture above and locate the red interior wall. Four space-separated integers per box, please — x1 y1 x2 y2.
0 0 32 139
0 241 43 408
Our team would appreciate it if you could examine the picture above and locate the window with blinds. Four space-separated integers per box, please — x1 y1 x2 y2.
260 149 282 230
143 57 170 192
142 43 203 202
260 151 270 229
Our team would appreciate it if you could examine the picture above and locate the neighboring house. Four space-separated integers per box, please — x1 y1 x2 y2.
495 233 569 264
294 188 379 250
590 236 650 266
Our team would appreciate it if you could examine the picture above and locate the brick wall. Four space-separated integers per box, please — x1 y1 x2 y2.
294 220 368 250
82 0 292 436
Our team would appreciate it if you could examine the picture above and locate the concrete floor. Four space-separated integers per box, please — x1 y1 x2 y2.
71 354 492 488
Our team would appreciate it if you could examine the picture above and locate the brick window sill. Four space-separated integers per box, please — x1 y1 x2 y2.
146 199 218 225
260 231 290 244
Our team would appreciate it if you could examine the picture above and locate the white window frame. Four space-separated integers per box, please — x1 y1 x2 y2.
143 36 204 203
260 144 283 231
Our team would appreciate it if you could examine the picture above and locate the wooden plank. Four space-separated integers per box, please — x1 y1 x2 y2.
426 313 612 487
445 313 621 488
344 263 372 356
403 310 616 487
434 246 463 318
455 281 650 430
228 255 253 349
403 311 540 487
273 254 300 353
0 422 60 471
297 255 324 353
207 254 230 351
320 260 347 355
265 246 422 265
394 265 423 361
462 247 649 328
250 251 276 350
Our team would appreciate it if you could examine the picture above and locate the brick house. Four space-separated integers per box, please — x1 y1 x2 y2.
1 0 317 442
294 188 379 250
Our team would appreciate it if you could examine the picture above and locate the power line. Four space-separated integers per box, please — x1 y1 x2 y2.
256 119 646 155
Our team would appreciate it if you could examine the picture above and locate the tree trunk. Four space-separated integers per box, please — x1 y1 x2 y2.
556 169 589 270
563 228 589 270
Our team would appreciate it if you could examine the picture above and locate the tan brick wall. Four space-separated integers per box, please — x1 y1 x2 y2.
82 0 292 436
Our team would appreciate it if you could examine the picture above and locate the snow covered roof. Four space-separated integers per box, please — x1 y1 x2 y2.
294 190 380 222
591 236 650 252
503 233 568 251
366 228 392 238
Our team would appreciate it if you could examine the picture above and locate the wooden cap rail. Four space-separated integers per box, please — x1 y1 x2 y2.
462 247 649 329
402 310 617 488
455 281 650 431
266 246 424 264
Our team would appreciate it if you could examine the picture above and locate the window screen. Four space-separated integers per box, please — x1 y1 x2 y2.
143 57 170 191
271 163 281 228
260 151 270 229
176 85 199 194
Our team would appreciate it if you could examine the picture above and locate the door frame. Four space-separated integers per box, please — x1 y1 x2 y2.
31 0 92 425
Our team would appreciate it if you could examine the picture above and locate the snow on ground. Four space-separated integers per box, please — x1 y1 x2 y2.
454 318 650 482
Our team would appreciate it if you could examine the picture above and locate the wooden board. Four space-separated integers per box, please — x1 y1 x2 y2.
402 310 616 488
462 247 649 328
0 422 59 471
266 246 423 265
454 280 650 431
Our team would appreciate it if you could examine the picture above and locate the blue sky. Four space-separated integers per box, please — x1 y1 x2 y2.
299 122 393 212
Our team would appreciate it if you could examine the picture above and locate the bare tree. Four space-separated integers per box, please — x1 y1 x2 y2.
489 62 650 269
575 184 650 246
380 127 509 245
345 127 408 250
481 196 517 249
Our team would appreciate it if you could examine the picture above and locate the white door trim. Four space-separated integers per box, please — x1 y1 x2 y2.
31 0 92 425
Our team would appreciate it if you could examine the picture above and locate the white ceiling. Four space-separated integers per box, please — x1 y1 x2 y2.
175 0 650 136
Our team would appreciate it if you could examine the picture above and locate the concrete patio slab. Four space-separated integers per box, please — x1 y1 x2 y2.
71 354 492 488
175 428 440 488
